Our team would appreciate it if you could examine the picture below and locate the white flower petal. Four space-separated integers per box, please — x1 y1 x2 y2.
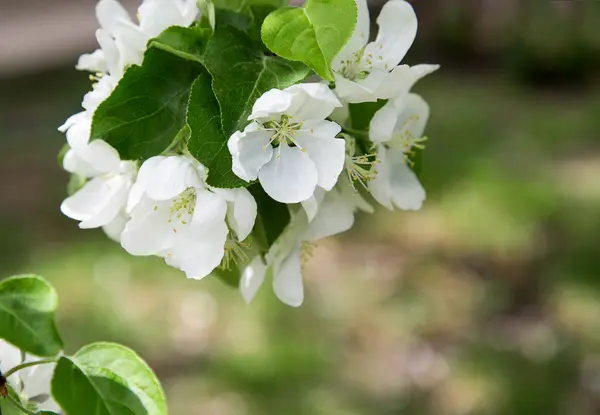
249 88 295 120
76 49 108 73
240 255 267 304
165 221 228 280
191 188 228 227
95 29 122 78
145 156 198 201
389 159 426 211
374 64 439 100
301 195 319 222
295 131 345 191
284 83 342 120
0 340 22 375
365 0 417 70
333 69 389 103
304 191 355 241
102 211 128 242
82 73 117 113
61 174 130 229
96 0 133 36
65 118 91 152
229 128 273 182
329 102 350 126
333 0 370 69
393 93 430 139
369 145 394 210
369 101 398 143
121 197 177 255
83 139 122 174
273 244 304 307
58 112 88 133
258 144 318 203
63 149 100 178
113 23 148 69
139 0 198 37
127 156 165 213
226 188 257 241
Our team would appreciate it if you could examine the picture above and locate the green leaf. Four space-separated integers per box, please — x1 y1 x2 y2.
67 174 87 196
91 46 206 161
52 343 167 415
149 25 211 64
186 71 247 188
348 100 388 131
0 275 62 357
261 0 357 81
248 184 291 250
212 0 287 12
203 26 311 136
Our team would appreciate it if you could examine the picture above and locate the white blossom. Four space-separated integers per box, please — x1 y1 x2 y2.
77 0 199 78
0 340 60 413
369 93 430 210
332 0 433 103
240 184 368 307
121 155 257 279
228 83 345 203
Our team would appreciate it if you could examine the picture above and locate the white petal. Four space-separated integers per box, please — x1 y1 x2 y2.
368 145 394 210
63 149 100 178
96 29 122 78
102 212 128 242
329 102 349 126
139 0 197 37
121 197 177 255
58 112 88 133
249 88 294 120
191 188 228 228
240 256 267 304
295 132 345 191
82 139 122 174
333 69 389 103
82 73 117 113
365 0 417 70
165 221 228 280
145 156 199 201
284 83 342 120
373 64 439 100
273 245 304 307
114 23 148 69
76 49 108 73
65 118 91 152
389 159 426 211
229 128 273 182
226 188 257 241
96 0 133 35
61 175 130 229
392 93 430 139
301 195 319 222
127 156 165 213
304 191 355 241
258 144 318 203
333 0 370 69
369 101 398 142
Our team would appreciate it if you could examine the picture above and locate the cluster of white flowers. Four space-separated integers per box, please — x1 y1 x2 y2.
0 340 59 412
59 0 437 307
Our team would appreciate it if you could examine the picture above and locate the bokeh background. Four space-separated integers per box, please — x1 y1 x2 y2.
2 0 600 413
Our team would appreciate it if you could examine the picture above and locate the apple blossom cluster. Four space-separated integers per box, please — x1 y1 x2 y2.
58 0 438 307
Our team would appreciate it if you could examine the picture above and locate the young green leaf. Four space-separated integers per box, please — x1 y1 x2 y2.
0 275 62 357
91 47 206 161
202 26 311 136
186 71 247 188
261 0 357 81
52 343 167 415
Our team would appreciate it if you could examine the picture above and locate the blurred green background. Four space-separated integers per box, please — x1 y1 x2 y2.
1 0 600 413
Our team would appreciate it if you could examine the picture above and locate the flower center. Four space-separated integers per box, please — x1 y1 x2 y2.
221 233 249 270
344 136 379 191
162 187 196 233
263 114 304 149
389 114 428 165
339 47 371 81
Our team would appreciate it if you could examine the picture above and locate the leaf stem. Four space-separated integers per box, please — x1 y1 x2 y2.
4 359 55 378
6 394 38 415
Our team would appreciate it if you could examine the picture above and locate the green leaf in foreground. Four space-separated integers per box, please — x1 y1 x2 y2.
249 184 291 250
0 275 62 357
52 342 167 415
186 71 247 188
91 47 205 161
203 26 312 136
261 0 357 81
